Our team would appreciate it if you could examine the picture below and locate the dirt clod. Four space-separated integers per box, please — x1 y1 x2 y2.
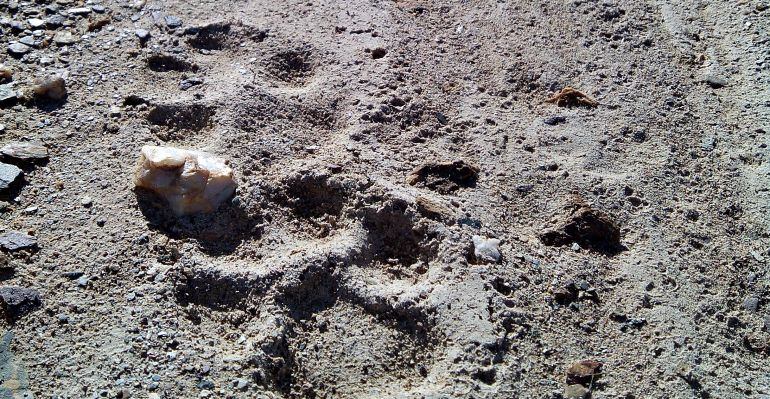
407 160 479 194
566 359 602 385
546 87 598 107
540 202 621 253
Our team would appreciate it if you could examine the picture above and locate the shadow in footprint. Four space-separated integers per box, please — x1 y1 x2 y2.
358 198 439 278
264 46 316 86
186 22 268 51
135 188 261 255
146 103 215 142
146 54 198 73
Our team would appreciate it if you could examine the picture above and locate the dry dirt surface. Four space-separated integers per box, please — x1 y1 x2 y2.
0 0 769 398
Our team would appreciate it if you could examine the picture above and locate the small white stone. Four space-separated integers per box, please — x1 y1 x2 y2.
134 146 236 215
27 18 45 28
68 7 92 15
472 235 501 263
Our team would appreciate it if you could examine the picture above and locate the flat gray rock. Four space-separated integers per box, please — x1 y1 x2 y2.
0 231 37 251
0 162 21 191
7 42 29 56
1 142 49 162
0 84 16 106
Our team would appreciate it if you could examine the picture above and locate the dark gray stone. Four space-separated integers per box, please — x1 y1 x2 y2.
544 115 566 125
46 15 65 28
743 296 760 312
704 74 728 88
0 286 42 321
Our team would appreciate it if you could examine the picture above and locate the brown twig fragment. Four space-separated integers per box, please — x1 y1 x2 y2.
546 86 598 107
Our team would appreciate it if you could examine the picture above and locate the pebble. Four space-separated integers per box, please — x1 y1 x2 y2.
472 235 501 263
27 18 45 29
164 15 182 28
0 163 22 191
81 196 93 207
76 275 89 287
704 74 728 88
61 271 84 280
544 115 566 126
32 75 67 100
0 142 49 163
7 42 30 56
53 31 79 45
46 15 65 28
743 296 759 312
234 378 249 391
700 136 716 152
179 77 203 91
18 36 35 47
68 7 92 16
0 84 17 106
135 29 150 42
0 231 37 252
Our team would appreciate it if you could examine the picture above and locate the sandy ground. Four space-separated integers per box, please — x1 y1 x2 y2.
0 0 769 398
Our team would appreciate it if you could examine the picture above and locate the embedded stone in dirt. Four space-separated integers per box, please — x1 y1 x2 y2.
1 142 48 163
472 235 501 264
0 286 42 322
134 145 236 215
0 231 37 252
565 359 602 385
32 75 67 101
407 160 479 194
540 203 621 253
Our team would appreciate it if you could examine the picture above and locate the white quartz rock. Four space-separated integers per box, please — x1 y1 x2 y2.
134 146 236 215
472 235 501 263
